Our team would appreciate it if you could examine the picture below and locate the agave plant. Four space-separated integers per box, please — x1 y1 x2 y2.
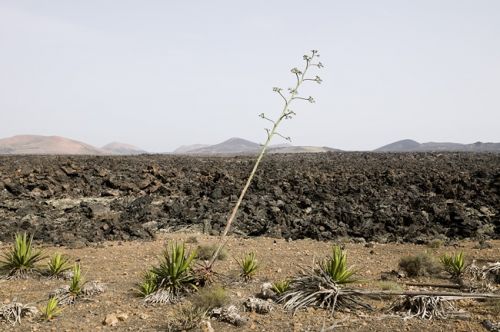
47 253 71 278
40 297 61 320
144 242 197 303
69 263 84 296
0 233 45 277
278 246 367 314
237 252 258 281
137 270 158 297
271 279 290 295
319 246 356 284
440 252 466 278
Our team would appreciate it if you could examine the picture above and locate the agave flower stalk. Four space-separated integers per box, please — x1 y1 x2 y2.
210 50 323 266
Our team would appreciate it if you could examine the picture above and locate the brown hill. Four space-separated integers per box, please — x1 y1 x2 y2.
0 135 104 155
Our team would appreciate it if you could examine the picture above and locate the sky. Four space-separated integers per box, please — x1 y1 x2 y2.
0 0 499 152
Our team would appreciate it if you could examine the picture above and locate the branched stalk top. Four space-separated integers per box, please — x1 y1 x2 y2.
209 50 323 267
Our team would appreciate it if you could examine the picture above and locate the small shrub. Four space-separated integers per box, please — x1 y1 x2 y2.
427 239 443 249
137 270 158 297
319 246 356 284
190 285 229 312
69 263 84 296
196 244 227 261
0 233 45 277
237 252 258 281
399 253 441 277
47 253 71 278
377 281 403 291
440 251 466 278
166 303 205 332
186 236 198 244
271 279 290 295
40 297 61 321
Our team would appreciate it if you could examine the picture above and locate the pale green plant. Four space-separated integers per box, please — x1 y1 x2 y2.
237 252 259 281
272 279 290 295
440 251 466 278
0 232 45 277
47 252 71 278
319 246 357 284
40 297 61 320
210 50 323 267
137 270 158 297
69 263 84 296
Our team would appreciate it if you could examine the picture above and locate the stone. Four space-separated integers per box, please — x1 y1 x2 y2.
103 314 118 326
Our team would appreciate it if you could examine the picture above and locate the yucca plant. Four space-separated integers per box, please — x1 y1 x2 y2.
319 246 356 284
271 279 290 295
145 242 197 303
40 297 61 321
0 232 45 277
440 251 466 278
137 270 158 297
47 253 71 278
69 263 84 296
237 252 259 281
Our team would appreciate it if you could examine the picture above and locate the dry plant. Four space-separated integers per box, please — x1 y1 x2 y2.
0 302 38 325
398 252 441 277
389 295 458 320
209 50 323 267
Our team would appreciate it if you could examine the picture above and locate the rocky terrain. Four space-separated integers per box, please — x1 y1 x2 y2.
0 153 498 246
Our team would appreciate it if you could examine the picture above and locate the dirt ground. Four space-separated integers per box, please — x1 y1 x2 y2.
0 232 498 332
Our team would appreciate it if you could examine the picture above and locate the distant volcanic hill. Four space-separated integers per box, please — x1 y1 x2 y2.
0 135 148 155
375 139 500 152
101 142 147 155
173 137 340 155
0 135 104 155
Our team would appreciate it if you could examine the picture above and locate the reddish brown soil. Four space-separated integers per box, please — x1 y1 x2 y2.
0 233 498 332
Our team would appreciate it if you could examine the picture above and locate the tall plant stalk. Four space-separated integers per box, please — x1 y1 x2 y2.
209 50 323 266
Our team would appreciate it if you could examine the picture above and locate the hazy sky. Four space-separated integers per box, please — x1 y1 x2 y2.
1 1 499 152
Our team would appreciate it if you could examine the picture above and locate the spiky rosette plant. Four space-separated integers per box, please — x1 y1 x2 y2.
0 233 45 278
210 50 323 267
440 251 466 279
278 246 368 314
143 242 197 304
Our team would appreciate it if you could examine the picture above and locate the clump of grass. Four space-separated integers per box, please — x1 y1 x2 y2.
196 244 227 261
141 242 197 303
320 246 356 284
190 285 229 312
440 251 466 278
47 253 71 278
399 253 441 277
271 279 290 295
237 252 258 281
0 233 45 277
377 281 403 291
186 236 198 244
40 297 61 321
